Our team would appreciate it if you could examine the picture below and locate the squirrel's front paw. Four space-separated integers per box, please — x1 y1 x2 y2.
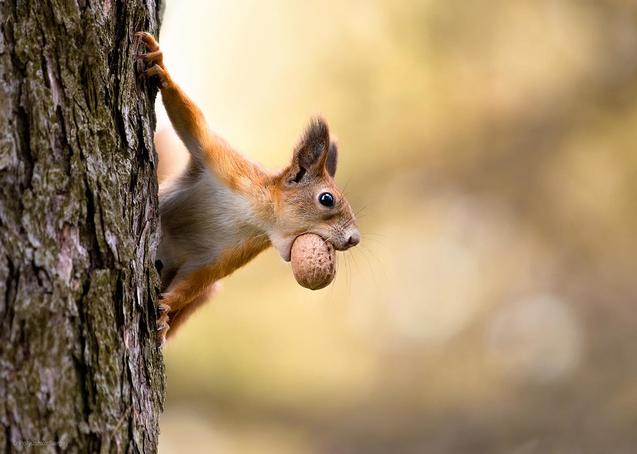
135 31 170 89
157 301 171 347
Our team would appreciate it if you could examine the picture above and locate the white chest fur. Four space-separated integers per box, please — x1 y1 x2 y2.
157 168 263 274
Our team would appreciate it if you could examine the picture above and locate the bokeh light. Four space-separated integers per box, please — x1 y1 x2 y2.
156 1 637 452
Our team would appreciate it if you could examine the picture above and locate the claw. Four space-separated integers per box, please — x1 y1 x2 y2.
157 308 170 347
135 31 160 51
158 331 167 349
134 32 169 89
158 320 169 342
139 50 163 65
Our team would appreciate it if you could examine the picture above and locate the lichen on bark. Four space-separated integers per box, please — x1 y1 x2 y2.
0 1 165 452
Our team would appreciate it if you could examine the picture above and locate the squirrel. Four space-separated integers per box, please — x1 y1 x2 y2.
136 32 360 344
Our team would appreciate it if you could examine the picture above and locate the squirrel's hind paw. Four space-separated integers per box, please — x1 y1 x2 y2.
157 302 170 347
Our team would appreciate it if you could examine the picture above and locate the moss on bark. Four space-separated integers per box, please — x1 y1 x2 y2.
0 1 164 452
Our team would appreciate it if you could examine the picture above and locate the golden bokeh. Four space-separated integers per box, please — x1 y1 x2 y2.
157 1 637 452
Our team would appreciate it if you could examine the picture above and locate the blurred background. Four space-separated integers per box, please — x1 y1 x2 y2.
155 1 637 452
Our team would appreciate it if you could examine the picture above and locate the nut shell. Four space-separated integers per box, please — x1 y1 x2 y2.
290 234 336 290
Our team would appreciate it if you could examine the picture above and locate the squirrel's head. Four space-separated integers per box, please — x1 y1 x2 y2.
269 117 360 262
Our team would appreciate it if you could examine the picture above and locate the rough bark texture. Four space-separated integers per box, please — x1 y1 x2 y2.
0 1 164 452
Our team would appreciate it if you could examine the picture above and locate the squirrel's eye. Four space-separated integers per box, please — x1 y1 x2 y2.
318 192 335 208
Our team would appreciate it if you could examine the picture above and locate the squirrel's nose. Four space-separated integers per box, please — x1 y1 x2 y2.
347 232 360 247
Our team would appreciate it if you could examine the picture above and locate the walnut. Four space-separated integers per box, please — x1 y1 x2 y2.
290 234 336 290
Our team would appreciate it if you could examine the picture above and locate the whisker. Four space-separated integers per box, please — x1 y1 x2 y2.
358 244 383 266
359 234 387 245
345 252 353 294
339 255 348 301
353 247 384 296
354 204 369 217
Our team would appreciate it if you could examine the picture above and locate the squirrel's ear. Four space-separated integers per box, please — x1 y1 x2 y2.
325 141 338 177
291 117 330 175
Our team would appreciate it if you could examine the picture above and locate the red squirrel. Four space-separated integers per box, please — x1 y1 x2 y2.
136 32 360 343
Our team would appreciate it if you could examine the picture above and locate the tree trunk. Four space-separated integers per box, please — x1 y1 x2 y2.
0 1 164 452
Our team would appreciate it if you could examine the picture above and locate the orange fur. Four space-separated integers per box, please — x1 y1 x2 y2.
167 282 220 338
164 236 270 312
159 234 271 342
137 32 359 345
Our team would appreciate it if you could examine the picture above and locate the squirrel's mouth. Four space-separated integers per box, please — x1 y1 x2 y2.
271 231 344 262
271 235 295 262
272 233 331 262
281 246 293 262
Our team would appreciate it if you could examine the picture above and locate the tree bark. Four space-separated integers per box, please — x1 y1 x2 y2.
0 1 164 452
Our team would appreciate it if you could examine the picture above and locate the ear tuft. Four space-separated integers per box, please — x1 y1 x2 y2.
293 116 330 170
326 141 338 177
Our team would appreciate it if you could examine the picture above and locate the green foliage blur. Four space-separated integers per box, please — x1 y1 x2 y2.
156 1 637 452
